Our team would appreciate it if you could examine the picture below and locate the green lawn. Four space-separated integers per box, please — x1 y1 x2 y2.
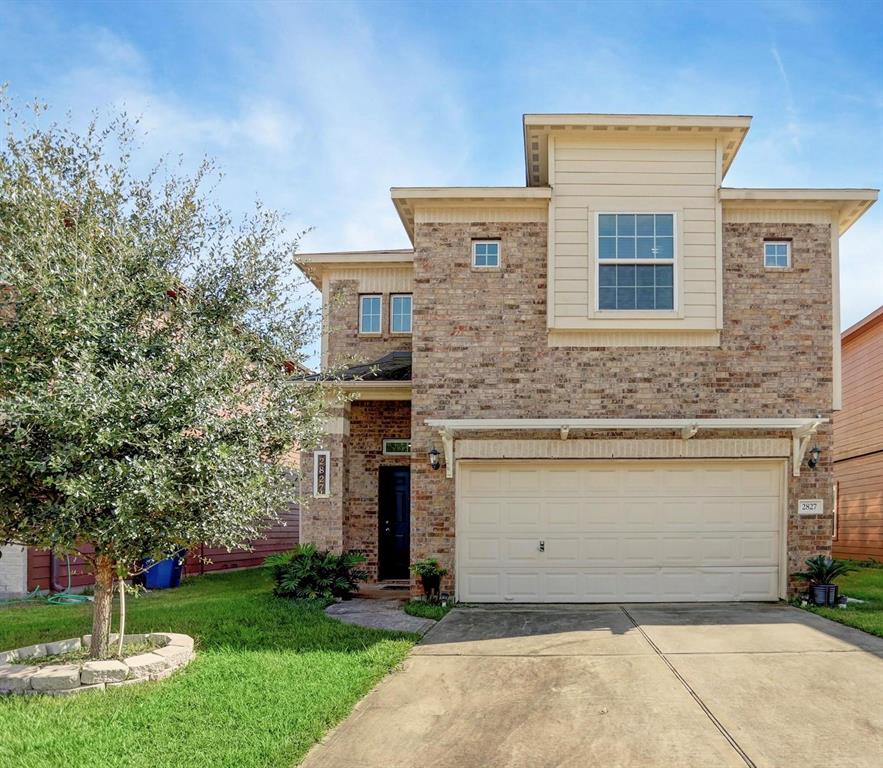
0 568 417 768
802 563 883 637
403 599 453 621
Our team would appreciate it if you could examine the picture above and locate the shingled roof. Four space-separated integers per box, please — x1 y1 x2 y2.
302 350 411 382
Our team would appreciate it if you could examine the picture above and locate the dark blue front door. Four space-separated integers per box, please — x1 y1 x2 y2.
378 466 410 580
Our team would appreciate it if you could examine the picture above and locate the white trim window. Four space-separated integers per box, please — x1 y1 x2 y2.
313 450 331 498
382 439 412 455
390 294 412 334
359 295 382 334
764 240 791 269
472 240 500 269
597 213 675 311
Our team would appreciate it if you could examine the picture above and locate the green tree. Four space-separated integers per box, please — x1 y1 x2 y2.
0 97 326 658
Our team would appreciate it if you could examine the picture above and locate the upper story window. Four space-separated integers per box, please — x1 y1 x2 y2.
472 240 500 269
359 294 382 334
597 213 675 311
390 294 412 334
764 240 791 269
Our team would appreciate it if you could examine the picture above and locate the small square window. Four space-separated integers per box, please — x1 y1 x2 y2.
382 439 412 455
472 240 500 268
764 241 791 269
359 295 381 334
390 294 412 334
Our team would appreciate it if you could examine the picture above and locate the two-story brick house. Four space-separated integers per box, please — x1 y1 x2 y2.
297 113 877 602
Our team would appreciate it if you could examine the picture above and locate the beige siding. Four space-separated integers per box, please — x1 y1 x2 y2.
549 134 720 333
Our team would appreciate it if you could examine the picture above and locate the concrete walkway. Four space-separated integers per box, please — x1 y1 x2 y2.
325 598 436 635
302 603 883 768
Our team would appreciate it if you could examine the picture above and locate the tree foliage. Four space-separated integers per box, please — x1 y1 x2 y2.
0 96 327 653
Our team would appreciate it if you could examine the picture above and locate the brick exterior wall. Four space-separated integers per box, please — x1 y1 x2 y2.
300 415 349 552
326 280 412 367
344 400 412 580
410 220 835 596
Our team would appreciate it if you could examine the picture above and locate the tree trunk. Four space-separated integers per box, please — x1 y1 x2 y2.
90 556 114 659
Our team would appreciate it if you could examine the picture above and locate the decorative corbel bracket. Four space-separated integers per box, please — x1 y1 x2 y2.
791 421 821 477
439 428 455 479
560 425 570 441
681 424 699 440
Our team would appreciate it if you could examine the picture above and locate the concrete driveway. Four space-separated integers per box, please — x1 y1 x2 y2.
301 603 883 768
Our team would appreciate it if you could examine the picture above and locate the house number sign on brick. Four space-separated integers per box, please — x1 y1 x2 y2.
798 499 823 516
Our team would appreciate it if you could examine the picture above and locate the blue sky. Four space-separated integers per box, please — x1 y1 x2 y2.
2 0 881 334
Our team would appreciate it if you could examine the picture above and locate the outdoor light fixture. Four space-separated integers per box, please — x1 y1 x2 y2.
807 446 821 470
428 447 441 471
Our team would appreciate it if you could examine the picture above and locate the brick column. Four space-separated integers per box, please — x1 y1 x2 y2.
300 404 350 553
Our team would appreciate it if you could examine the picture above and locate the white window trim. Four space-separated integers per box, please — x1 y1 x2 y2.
472 239 501 269
359 294 382 335
389 294 412 335
382 438 412 455
313 450 331 498
593 212 679 313
764 240 791 269
832 481 839 540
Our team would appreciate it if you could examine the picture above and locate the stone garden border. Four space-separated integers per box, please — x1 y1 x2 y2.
0 632 194 695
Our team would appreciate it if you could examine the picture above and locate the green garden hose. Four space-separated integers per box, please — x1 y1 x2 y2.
47 556 92 604
0 555 91 605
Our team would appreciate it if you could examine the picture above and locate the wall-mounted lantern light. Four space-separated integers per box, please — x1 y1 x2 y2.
807 446 821 470
428 447 442 471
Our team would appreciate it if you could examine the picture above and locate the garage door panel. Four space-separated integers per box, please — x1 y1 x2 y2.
464 501 501 526
738 533 778 565
458 460 783 603
544 537 580 562
741 499 780 526
737 569 780 600
582 469 620 493
579 501 620 529
505 572 541 599
504 501 543 527
622 468 661 495
464 537 500 563
546 501 579 526
581 535 622 564
660 500 702 528
506 538 542 562
506 468 542 493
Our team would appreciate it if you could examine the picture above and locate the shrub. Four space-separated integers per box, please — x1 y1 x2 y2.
265 544 368 601
794 555 856 585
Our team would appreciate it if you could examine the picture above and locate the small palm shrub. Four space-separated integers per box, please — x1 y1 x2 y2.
265 544 368 601
794 555 855 585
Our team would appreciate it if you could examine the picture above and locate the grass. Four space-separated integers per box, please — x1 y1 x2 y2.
403 599 453 621
801 562 883 638
0 568 417 768
27 641 157 667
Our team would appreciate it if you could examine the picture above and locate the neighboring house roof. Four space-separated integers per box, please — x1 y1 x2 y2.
842 304 883 344
302 351 411 382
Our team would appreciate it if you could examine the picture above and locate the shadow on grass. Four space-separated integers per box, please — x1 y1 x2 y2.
0 568 417 654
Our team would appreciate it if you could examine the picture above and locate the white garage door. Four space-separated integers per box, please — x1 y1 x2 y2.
457 460 784 602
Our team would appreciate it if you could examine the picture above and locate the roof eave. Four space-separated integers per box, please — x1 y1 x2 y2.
842 305 883 343
720 188 879 234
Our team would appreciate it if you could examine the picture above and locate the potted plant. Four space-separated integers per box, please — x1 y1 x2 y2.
410 559 448 600
794 555 855 606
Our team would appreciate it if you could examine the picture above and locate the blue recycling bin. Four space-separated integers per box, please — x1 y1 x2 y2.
143 551 186 589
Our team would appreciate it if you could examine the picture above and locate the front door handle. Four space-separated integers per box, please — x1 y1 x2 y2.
538 540 545 552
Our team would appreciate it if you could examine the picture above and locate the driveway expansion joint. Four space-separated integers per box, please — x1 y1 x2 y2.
619 605 758 768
